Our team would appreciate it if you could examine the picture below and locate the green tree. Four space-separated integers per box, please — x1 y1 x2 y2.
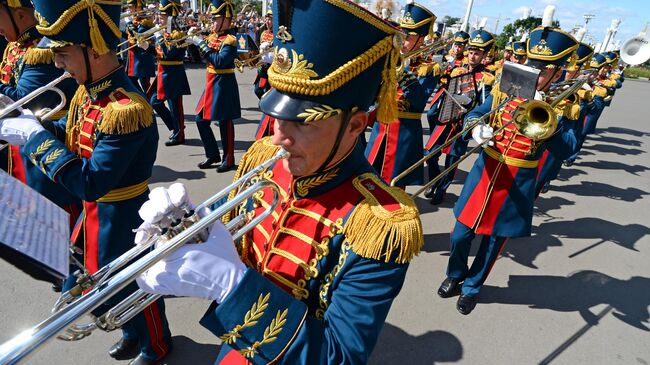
495 17 560 50
441 16 461 27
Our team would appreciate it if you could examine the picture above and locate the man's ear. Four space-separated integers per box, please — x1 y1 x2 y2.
347 110 368 138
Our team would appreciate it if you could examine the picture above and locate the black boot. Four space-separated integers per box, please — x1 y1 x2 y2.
108 337 139 360
197 155 221 169
423 185 435 198
128 354 164 365
216 163 235 173
165 138 184 146
456 294 478 315
430 190 445 205
437 277 461 298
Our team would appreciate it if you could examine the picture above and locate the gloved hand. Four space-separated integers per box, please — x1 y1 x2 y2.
0 109 44 145
154 29 164 39
187 26 200 36
136 221 246 303
137 40 150 50
259 41 271 52
134 183 209 245
471 122 494 147
187 35 204 46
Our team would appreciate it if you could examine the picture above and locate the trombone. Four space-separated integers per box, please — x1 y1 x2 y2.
234 48 274 73
117 25 166 56
405 79 587 197
401 37 452 62
0 148 290 364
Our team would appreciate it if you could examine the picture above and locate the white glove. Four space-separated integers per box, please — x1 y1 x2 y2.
137 40 150 50
187 26 200 36
136 221 246 303
187 35 204 46
259 41 271 52
471 123 494 147
0 109 44 145
260 49 274 64
154 29 164 39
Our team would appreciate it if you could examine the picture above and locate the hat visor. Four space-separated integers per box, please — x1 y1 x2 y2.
259 89 340 123
37 37 75 50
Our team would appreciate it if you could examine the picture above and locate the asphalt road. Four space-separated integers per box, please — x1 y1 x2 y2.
0 67 648 365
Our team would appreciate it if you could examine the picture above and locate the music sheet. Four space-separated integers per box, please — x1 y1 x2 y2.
0 170 70 278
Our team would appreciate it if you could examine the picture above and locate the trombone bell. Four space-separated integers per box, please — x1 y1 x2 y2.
511 100 557 141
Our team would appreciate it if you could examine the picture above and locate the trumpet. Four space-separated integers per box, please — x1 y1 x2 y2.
0 72 71 121
0 148 290 363
234 48 274 72
401 37 452 62
117 25 165 55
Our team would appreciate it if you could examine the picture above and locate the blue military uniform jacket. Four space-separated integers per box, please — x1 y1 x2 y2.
1 26 80 221
453 92 576 238
124 19 157 78
22 68 157 286
153 30 191 100
365 69 427 187
195 29 241 121
200 138 423 364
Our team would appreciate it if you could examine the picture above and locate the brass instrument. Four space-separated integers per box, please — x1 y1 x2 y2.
401 37 452 62
406 80 589 197
0 149 290 363
117 25 166 55
620 35 650 65
0 72 71 121
234 48 274 72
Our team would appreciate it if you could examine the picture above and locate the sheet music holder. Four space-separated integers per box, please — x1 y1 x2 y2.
499 61 539 100
0 170 70 283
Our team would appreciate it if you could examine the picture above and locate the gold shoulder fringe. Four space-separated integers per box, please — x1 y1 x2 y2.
482 72 496 86
97 89 153 135
223 137 280 224
65 85 90 150
344 174 423 264
223 34 237 47
23 48 55 65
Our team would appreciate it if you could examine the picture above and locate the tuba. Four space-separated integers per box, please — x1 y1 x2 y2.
620 35 650 65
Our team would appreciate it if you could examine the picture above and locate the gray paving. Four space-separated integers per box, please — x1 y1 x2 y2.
0 67 648 365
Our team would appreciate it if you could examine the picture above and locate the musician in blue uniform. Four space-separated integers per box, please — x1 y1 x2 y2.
187 0 241 172
150 0 191 146
135 1 424 364
536 42 594 195
0 1 172 363
123 0 157 95
511 41 527 64
0 0 81 232
436 25 579 315
365 1 435 188
564 52 616 166
423 29 495 205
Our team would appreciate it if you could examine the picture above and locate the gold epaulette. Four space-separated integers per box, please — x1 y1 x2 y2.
577 89 592 102
415 63 434 77
432 62 442 77
223 34 237 47
450 67 467 77
97 89 153 135
592 85 608 98
171 30 186 41
23 48 55 65
481 71 496 86
601 79 617 88
343 173 423 264
140 19 155 28
554 98 581 120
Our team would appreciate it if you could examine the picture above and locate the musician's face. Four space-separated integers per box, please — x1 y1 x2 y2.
0 5 35 42
503 50 513 60
160 14 168 26
467 49 484 67
264 16 272 29
512 54 526 64
537 67 562 92
452 43 465 57
53 45 94 84
212 16 231 32
271 111 367 176
402 34 422 54
128 4 140 13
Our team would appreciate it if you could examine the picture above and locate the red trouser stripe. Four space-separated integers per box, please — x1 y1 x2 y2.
143 301 169 358
382 121 400 183
83 202 100 274
366 122 386 165
8 145 26 183
474 162 518 235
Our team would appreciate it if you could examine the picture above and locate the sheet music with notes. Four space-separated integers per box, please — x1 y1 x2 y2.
0 170 69 278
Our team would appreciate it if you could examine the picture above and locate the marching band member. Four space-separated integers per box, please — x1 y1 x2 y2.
446 30 469 69
564 52 617 166
482 46 498 73
150 0 191 146
423 29 496 205
188 0 240 172
253 10 273 100
436 25 579 315
365 1 435 188
536 42 594 195
136 0 423 363
0 0 81 231
123 0 157 95
510 41 527 64
0 1 172 363
253 10 276 140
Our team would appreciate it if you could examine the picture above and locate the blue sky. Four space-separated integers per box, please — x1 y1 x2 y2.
418 0 648 49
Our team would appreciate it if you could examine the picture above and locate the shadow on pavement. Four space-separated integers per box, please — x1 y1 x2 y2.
151 165 207 183
164 335 220 365
552 181 649 202
576 160 649 176
422 232 451 254
414 193 458 215
555 167 587 182
589 134 643 147
481 270 650 331
582 143 645 156
369 324 463 364
596 126 650 138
